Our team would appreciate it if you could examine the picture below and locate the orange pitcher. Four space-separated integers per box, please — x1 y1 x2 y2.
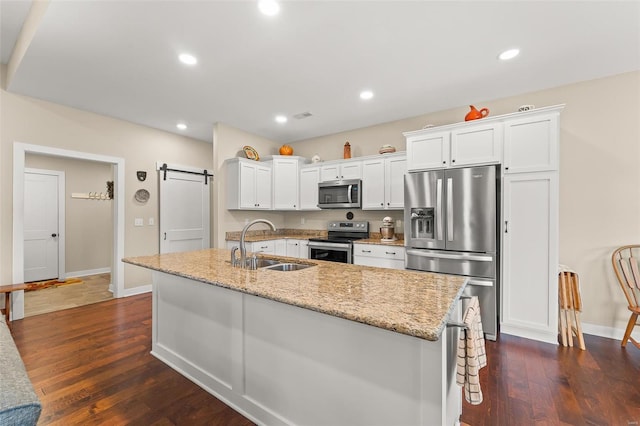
465 105 490 121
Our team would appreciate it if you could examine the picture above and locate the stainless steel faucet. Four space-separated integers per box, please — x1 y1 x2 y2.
232 219 277 269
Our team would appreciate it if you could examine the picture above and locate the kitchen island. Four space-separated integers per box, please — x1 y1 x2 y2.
123 249 467 426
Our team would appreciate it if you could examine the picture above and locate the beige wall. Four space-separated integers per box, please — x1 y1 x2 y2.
212 123 285 248
1 66 213 289
289 71 640 335
25 154 113 275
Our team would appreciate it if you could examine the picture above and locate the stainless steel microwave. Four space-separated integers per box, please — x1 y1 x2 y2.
318 179 361 209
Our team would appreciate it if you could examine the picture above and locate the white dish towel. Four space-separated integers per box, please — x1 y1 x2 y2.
456 296 487 405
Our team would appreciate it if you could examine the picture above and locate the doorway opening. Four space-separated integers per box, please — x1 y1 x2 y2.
12 142 125 320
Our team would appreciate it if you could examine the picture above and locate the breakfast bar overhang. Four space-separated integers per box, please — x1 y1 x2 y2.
124 249 467 426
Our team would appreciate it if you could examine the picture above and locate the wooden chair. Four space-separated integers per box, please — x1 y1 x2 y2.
611 245 640 349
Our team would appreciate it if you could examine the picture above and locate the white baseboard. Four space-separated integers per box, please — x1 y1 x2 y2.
582 322 640 342
123 284 152 297
67 267 111 278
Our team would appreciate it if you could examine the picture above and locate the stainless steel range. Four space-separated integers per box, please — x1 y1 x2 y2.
308 221 369 264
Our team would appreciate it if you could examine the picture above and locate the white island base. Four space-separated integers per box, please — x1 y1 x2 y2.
151 271 462 426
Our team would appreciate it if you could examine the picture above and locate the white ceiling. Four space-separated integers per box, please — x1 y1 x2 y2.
1 0 639 143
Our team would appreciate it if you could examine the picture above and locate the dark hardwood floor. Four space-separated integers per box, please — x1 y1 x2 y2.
10 294 640 425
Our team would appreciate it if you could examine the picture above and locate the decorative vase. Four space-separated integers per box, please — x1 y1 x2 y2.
343 142 351 159
465 105 490 121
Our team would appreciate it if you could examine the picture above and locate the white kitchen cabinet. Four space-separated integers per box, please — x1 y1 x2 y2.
298 239 309 259
450 122 502 167
362 154 406 210
406 131 449 171
286 239 303 258
265 156 307 210
226 158 272 210
275 239 287 256
299 166 321 210
251 240 276 254
320 160 362 181
353 244 405 270
503 112 559 173
405 124 501 172
501 172 559 344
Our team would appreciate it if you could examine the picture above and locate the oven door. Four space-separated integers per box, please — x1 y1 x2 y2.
308 241 352 263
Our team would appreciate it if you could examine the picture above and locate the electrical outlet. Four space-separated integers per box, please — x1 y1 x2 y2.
134 218 143 227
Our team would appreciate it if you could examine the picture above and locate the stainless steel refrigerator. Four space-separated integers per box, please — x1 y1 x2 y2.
404 165 499 339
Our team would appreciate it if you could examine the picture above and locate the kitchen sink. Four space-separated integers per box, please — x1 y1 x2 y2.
254 258 280 268
261 262 314 272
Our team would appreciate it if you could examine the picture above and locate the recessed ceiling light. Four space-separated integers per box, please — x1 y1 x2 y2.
176 123 187 130
275 115 287 124
178 53 197 65
360 90 374 100
258 0 280 16
498 48 520 61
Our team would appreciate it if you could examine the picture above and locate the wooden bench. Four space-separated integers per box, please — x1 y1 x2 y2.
0 283 27 327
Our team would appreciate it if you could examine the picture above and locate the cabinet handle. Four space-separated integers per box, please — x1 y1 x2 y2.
452 159 456 163
505 166 509 171
260 245 268 249
380 202 384 206
505 220 509 233
387 202 390 205
385 251 396 255
442 161 446 164
164 232 167 240
293 204 296 208
362 250 371 253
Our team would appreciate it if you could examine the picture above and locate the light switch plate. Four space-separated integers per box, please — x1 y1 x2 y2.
148 217 155 226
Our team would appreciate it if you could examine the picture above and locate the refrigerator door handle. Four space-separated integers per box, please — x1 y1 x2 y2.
406 249 493 262
436 178 443 240
446 177 453 241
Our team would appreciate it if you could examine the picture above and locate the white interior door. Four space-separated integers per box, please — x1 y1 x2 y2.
24 169 65 282
159 167 211 254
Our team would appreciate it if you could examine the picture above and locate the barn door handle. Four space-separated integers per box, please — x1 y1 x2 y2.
51 233 58 237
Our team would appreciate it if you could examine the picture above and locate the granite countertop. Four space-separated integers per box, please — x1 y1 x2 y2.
225 229 326 243
355 238 405 247
123 249 466 341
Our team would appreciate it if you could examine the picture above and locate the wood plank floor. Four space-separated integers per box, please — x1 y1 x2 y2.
10 294 640 425
24 273 113 317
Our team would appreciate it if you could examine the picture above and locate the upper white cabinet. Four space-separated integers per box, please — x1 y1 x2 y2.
405 124 501 172
362 154 406 210
265 156 307 210
320 160 362 181
226 158 272 210
406 131 449 171
450 123 502 167
299 165 321 210
503 113 559 173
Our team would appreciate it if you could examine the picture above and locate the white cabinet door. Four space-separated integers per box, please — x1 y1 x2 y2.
362 159 386 209
275 239 287 256
504 114 559 173
340 161 362 180
286 239 301 257
254 165 272 209
298 239 309 259
272 158 299 210
385 156 406 209
320 161 362 181
251 240 275 254
450 123 502 167
227 159 272 210
299 166 321 210
320 164 340 181
501 172 558 344
406 131 449 171
239 162 258 209
353 244 405 270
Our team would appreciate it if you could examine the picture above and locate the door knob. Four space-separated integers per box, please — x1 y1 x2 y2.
51 233 58 237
